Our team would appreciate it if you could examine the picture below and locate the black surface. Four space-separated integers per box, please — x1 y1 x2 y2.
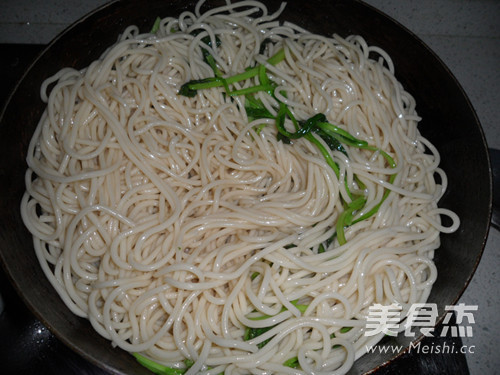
490 148 500 230
0 268 105 375
0 44 108 375
0 39 472 375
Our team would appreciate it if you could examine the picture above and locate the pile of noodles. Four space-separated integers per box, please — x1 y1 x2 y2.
20 1 459 374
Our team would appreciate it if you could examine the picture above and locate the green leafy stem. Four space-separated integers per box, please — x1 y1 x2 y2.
179 48 285 97
133 354 194 375
178 38 397 247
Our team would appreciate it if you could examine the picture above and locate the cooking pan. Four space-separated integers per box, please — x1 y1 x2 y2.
0 0 491 373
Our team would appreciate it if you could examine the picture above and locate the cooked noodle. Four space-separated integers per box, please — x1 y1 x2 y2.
20 1 459 374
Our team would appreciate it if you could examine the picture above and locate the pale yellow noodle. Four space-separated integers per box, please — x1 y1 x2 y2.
20 1 460 374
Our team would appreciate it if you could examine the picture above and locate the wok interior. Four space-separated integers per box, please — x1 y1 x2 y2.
0 0 490 373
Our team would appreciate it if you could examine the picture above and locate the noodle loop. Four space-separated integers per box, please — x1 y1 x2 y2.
20 1 459 373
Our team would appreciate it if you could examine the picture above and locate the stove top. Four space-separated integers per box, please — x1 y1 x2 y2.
0 43 470 375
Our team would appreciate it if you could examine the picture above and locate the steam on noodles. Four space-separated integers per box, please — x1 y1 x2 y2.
20 1 459 374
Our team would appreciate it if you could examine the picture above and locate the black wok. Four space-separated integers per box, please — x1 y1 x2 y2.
0 0 491 374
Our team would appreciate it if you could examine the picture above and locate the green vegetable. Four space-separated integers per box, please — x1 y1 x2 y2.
132 355 222 375
340 326 353 334
133 353 190 375
336 196 367 245
250 271 260 280
244 95 273 121
178 77 218 97
243 325 274 348
178 40 398 246
283 356 300 368
281 327 352 370
150 17 162 34
243 300 308 348
179 48 286 97
316 122 368 147
314 128 347 156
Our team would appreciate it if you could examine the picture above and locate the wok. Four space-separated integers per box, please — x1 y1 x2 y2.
0 0 491 373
